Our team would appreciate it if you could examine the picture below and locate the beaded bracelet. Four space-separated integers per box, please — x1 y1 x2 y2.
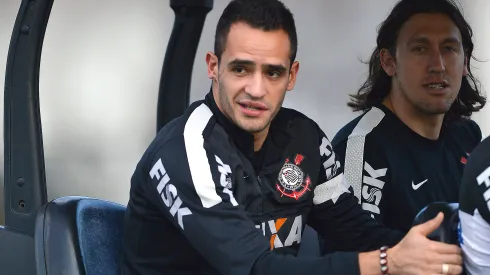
380 246 389 275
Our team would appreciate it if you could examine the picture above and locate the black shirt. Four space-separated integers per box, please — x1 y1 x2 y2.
121 92 403 275
331 103 481 233
458 136 490 274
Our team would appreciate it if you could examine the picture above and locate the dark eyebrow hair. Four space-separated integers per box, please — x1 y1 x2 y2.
227 59 255 67
441 37 462 45
227 59 287 72
407 36 462 46
267 64 287 73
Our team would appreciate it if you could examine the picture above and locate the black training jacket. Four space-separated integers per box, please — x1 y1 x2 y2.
121 92 404 275
459 135 490 275
331 104 481 233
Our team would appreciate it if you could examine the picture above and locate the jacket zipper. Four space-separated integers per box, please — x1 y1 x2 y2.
256 175 264 213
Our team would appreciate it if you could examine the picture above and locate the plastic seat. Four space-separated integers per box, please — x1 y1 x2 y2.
34 196 126 275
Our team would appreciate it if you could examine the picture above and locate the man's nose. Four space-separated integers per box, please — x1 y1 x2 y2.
428 50 446 74
245 72 267 98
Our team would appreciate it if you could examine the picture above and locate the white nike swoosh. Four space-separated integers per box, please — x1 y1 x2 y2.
412 179 428 190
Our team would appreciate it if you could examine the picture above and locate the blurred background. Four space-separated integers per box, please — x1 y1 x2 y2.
0 0 488 224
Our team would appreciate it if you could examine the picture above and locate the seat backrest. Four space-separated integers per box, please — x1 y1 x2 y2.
413 202 460 245
35 196 126 275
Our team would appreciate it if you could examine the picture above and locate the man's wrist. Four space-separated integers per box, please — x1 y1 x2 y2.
378 246 387 274
386 247 398 275
358 250 383 275
358 247 397 275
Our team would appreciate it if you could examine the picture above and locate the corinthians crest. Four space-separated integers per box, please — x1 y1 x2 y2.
276 154 311 200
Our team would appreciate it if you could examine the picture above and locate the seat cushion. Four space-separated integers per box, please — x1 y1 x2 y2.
77 199 126 275
35 196 126 275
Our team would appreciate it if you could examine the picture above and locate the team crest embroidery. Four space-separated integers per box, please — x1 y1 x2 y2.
461 152 470 164
276 154 311 200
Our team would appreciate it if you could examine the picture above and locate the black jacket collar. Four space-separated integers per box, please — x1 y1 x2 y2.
204 91 255 157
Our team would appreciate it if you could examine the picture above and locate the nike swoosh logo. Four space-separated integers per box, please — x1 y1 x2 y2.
412 179 428 190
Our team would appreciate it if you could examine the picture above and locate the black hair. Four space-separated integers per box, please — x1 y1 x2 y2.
349 0 486 121
214 0 297 66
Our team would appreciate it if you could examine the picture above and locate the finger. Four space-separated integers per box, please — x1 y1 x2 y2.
433 253 463 266
429 241 462 255
429 263 463 275
449 264 463 275
417 212 444 236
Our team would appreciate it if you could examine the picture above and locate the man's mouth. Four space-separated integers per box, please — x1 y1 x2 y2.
238 102 267 111
240 104 260 110
424 82 449 89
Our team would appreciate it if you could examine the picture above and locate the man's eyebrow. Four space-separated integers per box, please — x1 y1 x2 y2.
266 64 287 73
440 37 462 45
227 59 287 72
227 59 255 67
407 36 462 46
407 37 430 46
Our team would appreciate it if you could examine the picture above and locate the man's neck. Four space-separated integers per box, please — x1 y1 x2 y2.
211 85 269 152
382 95 444 140
253 126 270 152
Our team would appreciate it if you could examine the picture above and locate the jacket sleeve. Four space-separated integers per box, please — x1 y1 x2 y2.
458 136 490 275
332 134 391 223
141 136 362 275
308 126 404 254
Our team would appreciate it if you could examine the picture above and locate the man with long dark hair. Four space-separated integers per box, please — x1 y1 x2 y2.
330 0 486 235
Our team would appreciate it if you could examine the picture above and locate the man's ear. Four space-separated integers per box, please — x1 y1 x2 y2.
206 52 219 81
287 61 300 91
463 55 469 76
380 49 397 76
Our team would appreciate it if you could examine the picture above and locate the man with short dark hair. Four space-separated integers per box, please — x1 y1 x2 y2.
459 136 490 275
331 0 486 234
121 1 464 274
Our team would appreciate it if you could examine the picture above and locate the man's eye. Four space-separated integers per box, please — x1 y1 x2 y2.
443 46 457 52
268 71 281 78
413 46 426 52
233 67 246 74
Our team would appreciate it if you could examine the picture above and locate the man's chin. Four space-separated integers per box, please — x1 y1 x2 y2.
418 104 452 115
236 119 269 134
415 97 455 113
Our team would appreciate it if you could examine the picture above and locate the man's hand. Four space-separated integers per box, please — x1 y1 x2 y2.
388 212 463 275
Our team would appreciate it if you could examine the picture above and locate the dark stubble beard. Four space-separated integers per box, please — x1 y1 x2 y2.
217 77 271 134
396 77 455 115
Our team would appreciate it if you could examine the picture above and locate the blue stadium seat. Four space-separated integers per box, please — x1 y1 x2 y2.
34 196 126 275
